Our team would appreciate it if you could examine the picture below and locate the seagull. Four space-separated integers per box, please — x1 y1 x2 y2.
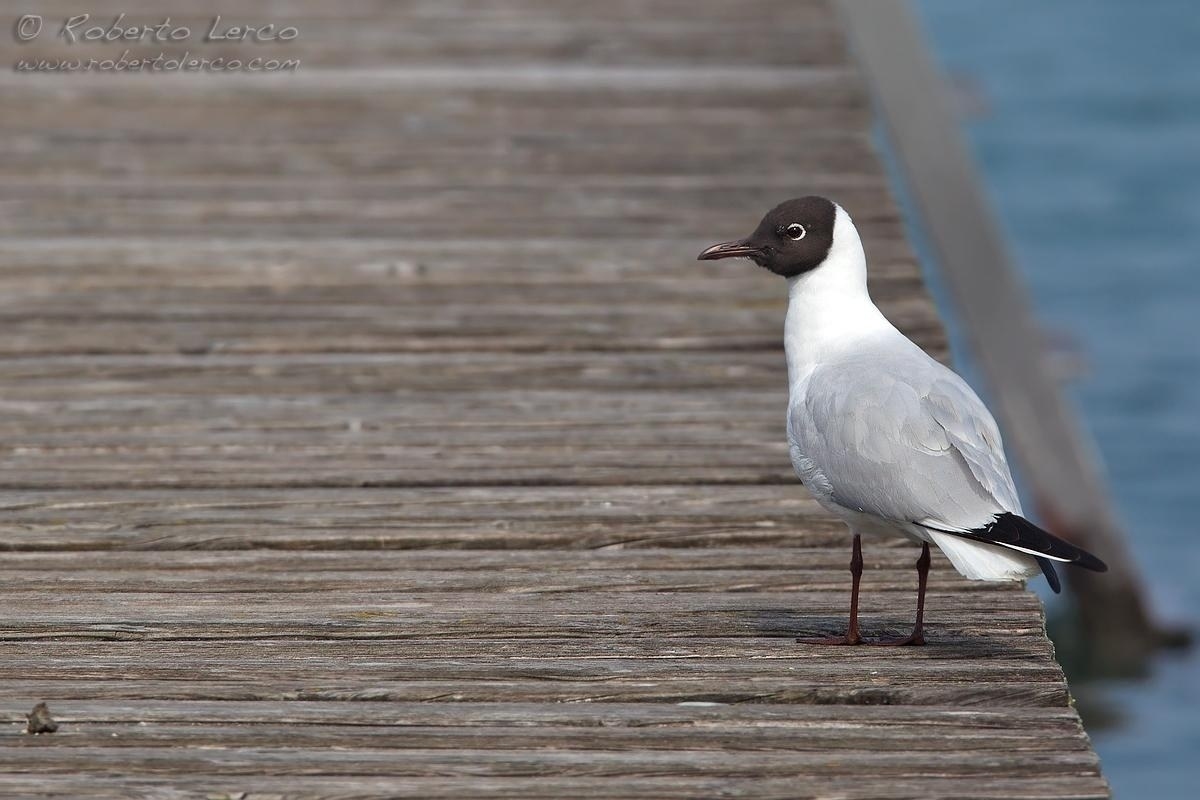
698 197 1107 645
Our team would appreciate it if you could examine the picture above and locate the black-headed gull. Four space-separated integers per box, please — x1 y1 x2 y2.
699 197 1107 645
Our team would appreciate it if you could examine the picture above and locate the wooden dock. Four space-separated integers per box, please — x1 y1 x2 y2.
1 1 1108 797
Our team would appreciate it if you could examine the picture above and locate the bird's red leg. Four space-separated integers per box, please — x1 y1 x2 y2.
797 534 864 645
872 542 930 646
847 534 864 642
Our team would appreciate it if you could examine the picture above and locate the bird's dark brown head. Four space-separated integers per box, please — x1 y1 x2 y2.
697 196 838 278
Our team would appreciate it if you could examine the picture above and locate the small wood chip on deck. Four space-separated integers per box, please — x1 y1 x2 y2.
0 1 1107 798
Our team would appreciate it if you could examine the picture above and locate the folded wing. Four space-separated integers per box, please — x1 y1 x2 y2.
791 354 1017 532
790 353 1106 583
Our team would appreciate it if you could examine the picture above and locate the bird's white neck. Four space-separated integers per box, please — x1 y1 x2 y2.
783 206 894 387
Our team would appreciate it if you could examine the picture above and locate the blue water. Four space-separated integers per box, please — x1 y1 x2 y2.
912 2 1200 796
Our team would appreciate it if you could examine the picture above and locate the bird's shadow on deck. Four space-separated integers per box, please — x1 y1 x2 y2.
748 608 1016 657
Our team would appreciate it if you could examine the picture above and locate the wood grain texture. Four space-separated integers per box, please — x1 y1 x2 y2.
0 0 1108 797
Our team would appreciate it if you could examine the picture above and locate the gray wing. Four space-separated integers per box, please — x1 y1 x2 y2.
788 352 1022 531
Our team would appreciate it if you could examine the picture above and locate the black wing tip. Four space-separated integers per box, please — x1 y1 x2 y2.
958 512 1110 574
1036 557 1062 594
916 514 1110 578
991 513 1109 574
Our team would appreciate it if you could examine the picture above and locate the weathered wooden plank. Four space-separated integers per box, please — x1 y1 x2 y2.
0 351 784 390
0 698 1073 721
0 562 1027 595
0 418 779 447
0 719 1097 756
0 745 1102 779
0 272 923 310
0 614 1052 651
0 273 921 303
0 130 880 182
0 70 869 132
0 559 1022 614
2 547 899 571
4 65 855 91
0 699 1088 731
0 626 1055 656
0 351 967 401
0 388 785 429
0 449 865 490
0 677 1072 710
0 486 835 550
0 484 823 514
0 301 941 356
0 182 901 239
0 590 1044 628
0 672 1065 711
0 237 921 285
0 465 856 490
0 775 1111 800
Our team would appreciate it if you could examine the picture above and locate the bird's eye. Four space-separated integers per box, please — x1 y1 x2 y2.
785 223 806 241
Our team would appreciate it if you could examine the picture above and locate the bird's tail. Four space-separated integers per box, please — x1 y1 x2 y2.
926 530 1041 583
921 513 1107 594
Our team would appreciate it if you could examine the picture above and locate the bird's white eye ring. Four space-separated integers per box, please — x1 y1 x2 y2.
786 223 806 240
